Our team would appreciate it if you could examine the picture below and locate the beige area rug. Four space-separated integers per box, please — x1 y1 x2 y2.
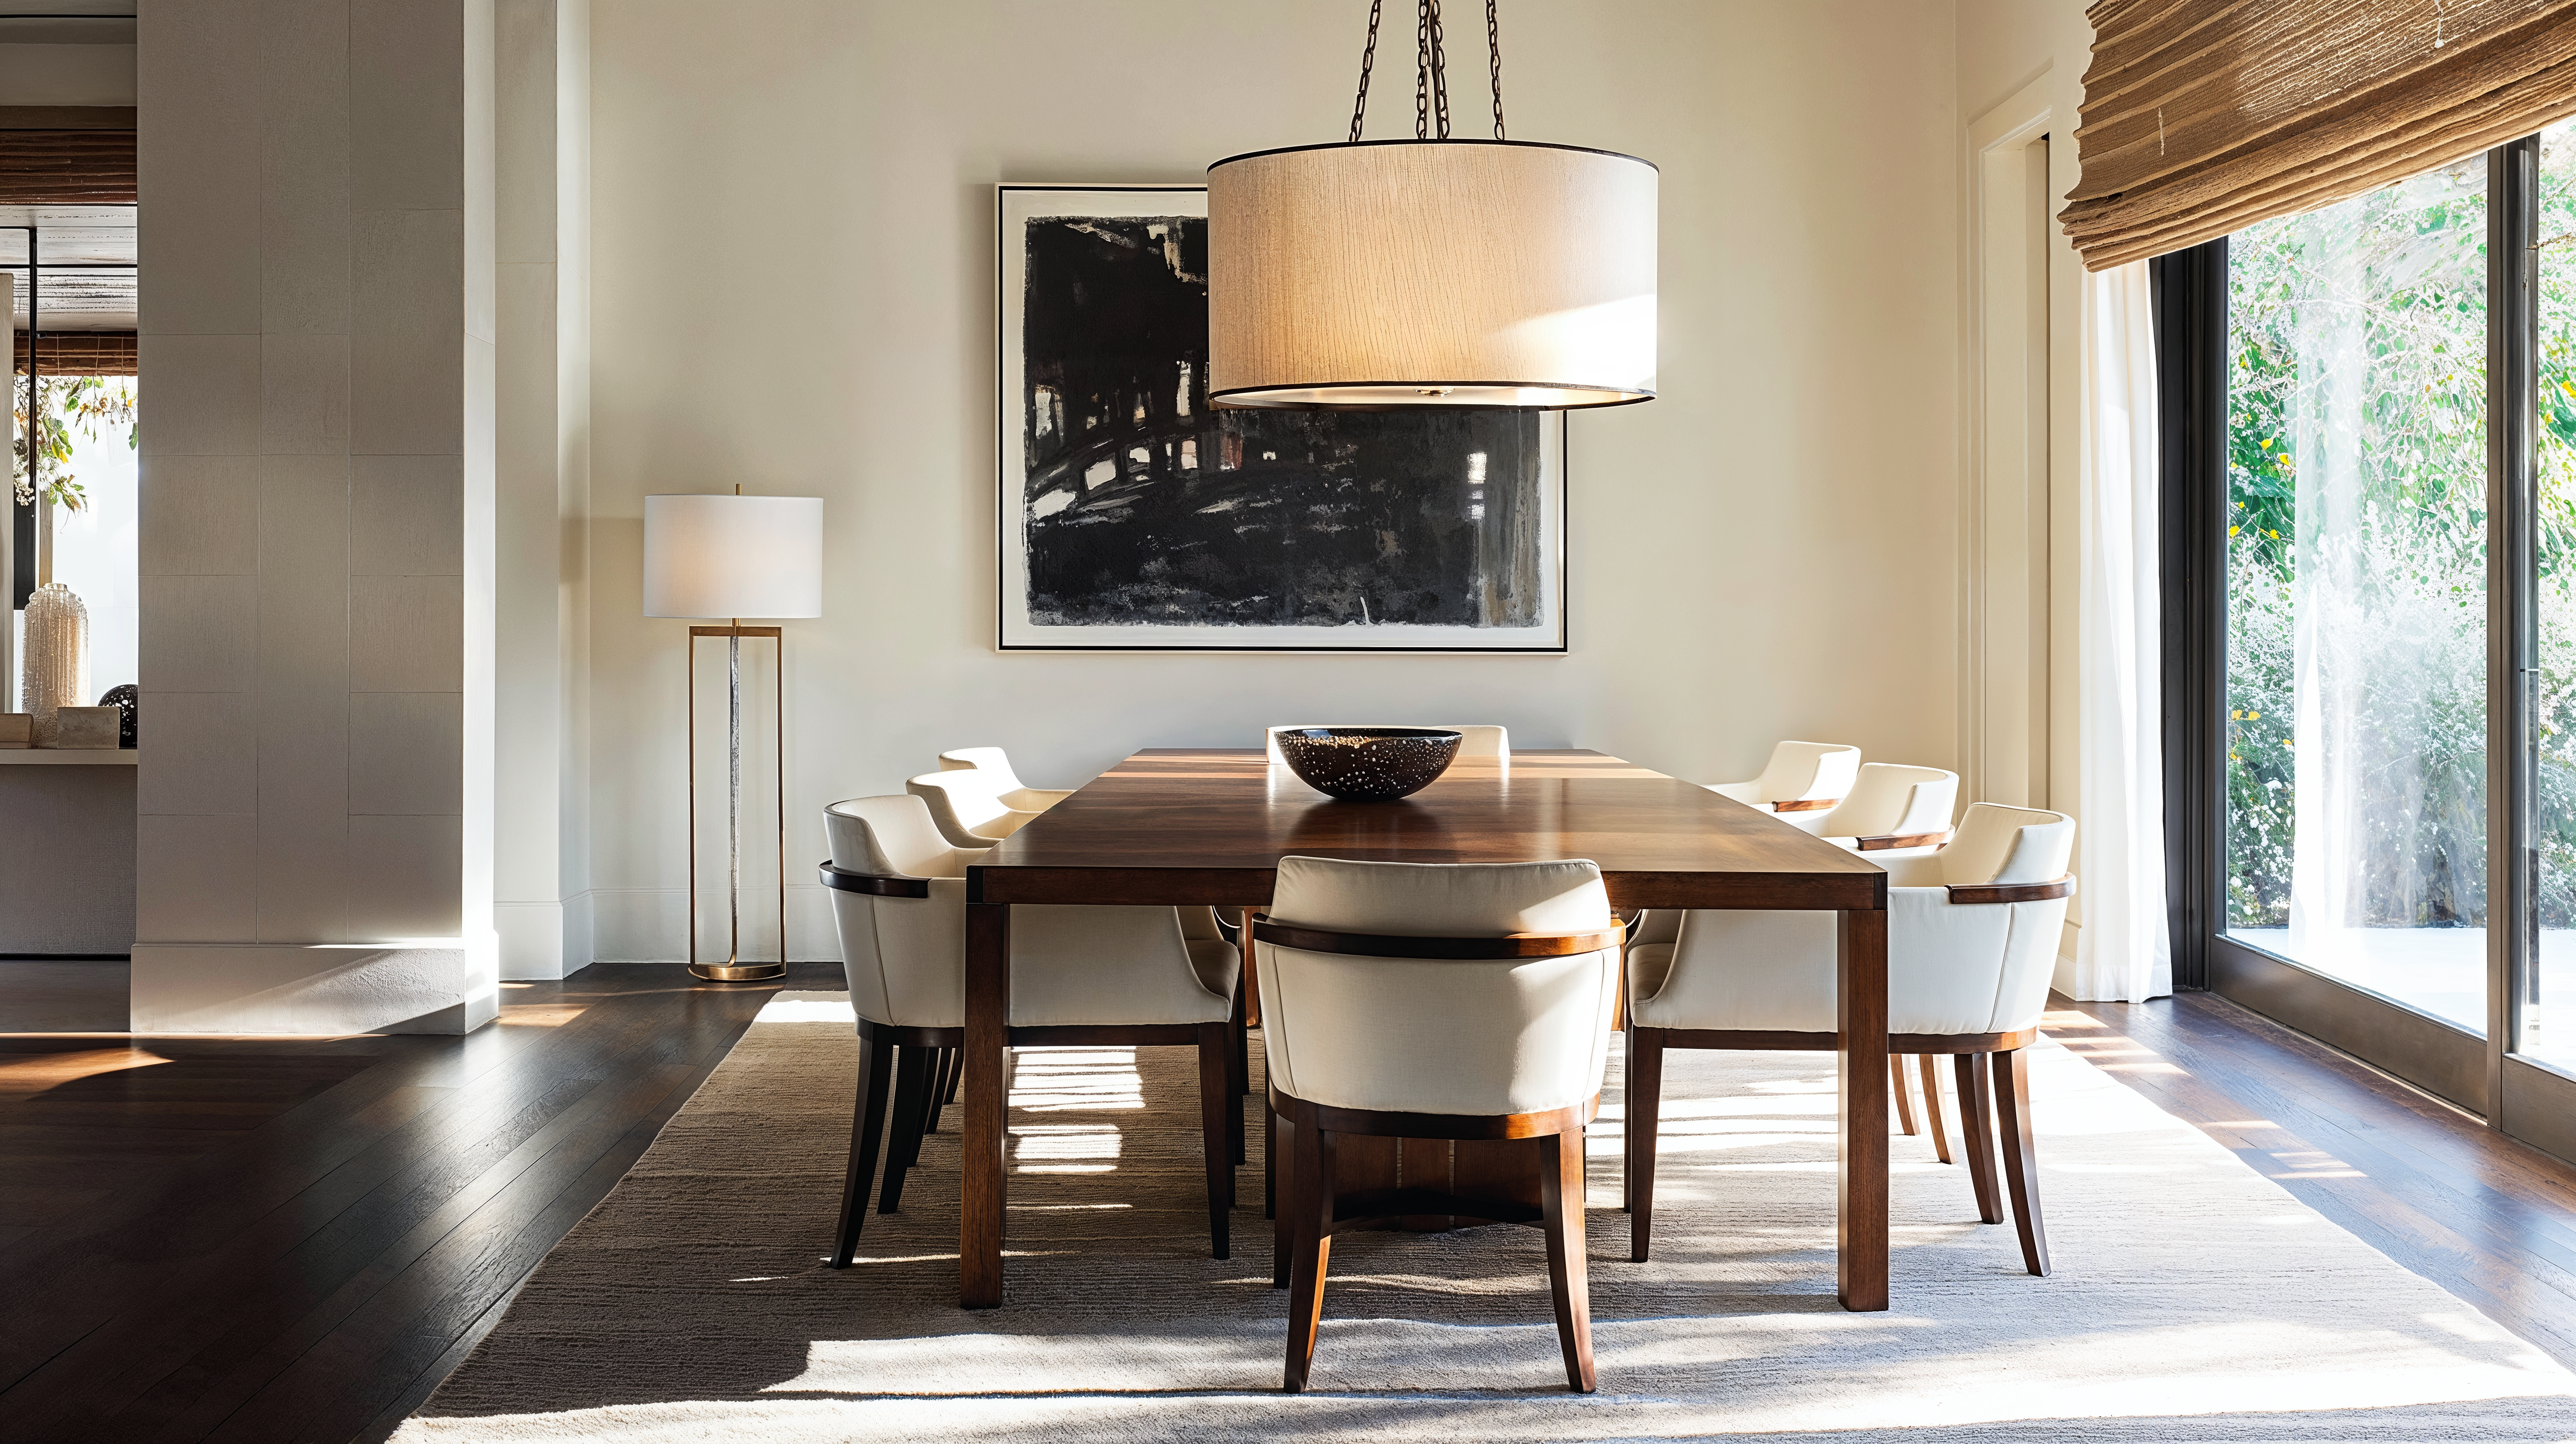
400 993 2576 1441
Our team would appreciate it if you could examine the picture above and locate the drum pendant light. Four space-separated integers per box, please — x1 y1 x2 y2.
1207 0 1656 411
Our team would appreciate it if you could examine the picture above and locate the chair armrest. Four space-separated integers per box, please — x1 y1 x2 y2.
816 860 930 897
1252 915 1624 960
1947 876 2075 905
1853 829 1952 851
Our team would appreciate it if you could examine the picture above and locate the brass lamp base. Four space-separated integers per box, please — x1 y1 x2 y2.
686 623 790 984
690 960 788 983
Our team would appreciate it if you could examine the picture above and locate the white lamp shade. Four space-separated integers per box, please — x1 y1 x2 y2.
1206 139 1657 410
641 493 825 618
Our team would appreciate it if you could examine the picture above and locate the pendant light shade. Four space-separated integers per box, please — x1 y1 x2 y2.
1205 3 1657 411
1208 140 1656 410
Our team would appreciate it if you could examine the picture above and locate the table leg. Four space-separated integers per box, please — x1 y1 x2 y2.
963 902 1009 1308
1838 906 1889 1311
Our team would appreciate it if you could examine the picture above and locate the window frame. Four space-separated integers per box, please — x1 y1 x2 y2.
2158 134 2576 1163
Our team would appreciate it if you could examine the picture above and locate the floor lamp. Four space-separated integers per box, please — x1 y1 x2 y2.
643 490 824 981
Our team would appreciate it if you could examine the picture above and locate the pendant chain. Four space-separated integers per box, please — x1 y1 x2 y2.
1348 0 1381 144
1414 0 1445 139
1487 0 1505 139
1346 0 1502 144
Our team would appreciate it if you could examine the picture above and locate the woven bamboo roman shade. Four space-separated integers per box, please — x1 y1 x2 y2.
2062 0 2576 269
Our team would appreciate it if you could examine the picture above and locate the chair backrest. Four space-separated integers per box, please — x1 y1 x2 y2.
1939 803 2077 887
1257 856 1618 1118
1748 740 1862 803
906 771 1016 842
1819 763 1958 840
821 795 978 1029
824 794 978 879
1264 724 1508 764
938 746 1027 794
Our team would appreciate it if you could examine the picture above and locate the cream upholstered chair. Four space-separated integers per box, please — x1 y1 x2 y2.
820 795 1244 1264
1624 803 2076 1277
906 770 1040 848
1815 763 1959 856
1254 855 1621 1394
937 746 1077 813
1811 763 1964 1152
1264 724 1509 763
1703 741 1862 834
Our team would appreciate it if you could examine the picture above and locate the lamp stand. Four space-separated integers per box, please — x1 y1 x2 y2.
686 622 787 981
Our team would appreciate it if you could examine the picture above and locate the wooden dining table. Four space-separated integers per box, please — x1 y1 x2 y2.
960 748 1891 1311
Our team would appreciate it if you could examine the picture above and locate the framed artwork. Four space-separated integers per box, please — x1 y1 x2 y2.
996 184 1568 653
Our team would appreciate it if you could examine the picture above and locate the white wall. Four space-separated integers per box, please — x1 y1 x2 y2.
578 0 1966 962
131 0 500 1033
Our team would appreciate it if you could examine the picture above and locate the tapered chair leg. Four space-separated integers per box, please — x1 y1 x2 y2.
1626 1026 1665 1261
1537 1130 1599 1393
942 1045 963 1105
1918 1053 1952 1164
1197 1022 1234 1260
1264 1100 1278 1223
1620 1026 1634 1215
1891 1054 1919 1136
878 1046 933 1214
1993 1046 2051 1276
1269 1105 1293 1286
1229 983 1251 1103
831 1032 896 1267
1226 991 1249 1164
921 1048 954 1135
1954 1051 2004 1225
1282 1119 1334 1392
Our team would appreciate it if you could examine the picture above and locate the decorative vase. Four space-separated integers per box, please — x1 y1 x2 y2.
22 583 89 748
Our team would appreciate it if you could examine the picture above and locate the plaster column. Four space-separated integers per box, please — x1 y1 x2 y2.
493 0 591 979
133 0 501 1033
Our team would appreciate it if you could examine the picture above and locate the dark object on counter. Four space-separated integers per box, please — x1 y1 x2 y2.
1272 727 1463 802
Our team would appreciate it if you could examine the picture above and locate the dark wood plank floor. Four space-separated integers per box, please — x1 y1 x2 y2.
2 965 2572 1442
0 960 841 1444
2049 990 2576 1371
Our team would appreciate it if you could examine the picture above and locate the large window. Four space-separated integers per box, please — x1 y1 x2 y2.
2221 157 2490 1035
2174 126 2576 1157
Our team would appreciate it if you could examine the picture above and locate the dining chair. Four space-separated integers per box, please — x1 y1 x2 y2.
937 746 1077 812
1814 763 1959 857
1809 762 1964 1152
819 794 1245 1264
906 770 1040 848
1702 740 1862 834
1622 803 2076 1277
1263 724 1509 763
1254 855 1622 1393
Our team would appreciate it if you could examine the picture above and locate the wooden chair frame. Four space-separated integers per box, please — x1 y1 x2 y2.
820 860 1243 1268
1623 877 2069 1279
1251 914 1621 1394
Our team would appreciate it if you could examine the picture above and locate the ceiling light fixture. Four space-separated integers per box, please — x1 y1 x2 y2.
1206 0 1657 412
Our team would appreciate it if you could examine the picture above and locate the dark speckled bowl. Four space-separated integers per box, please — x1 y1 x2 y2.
1274 727 1463 801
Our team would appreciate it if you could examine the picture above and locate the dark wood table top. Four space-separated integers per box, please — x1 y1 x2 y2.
966 749 1886 911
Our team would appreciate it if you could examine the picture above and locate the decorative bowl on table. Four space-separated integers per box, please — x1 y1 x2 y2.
1273 727 1463 801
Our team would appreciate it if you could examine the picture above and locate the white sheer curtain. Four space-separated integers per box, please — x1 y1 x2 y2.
2064 260 2173 1003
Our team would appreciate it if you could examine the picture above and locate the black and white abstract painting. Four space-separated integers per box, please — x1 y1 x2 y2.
997 185 1565 652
